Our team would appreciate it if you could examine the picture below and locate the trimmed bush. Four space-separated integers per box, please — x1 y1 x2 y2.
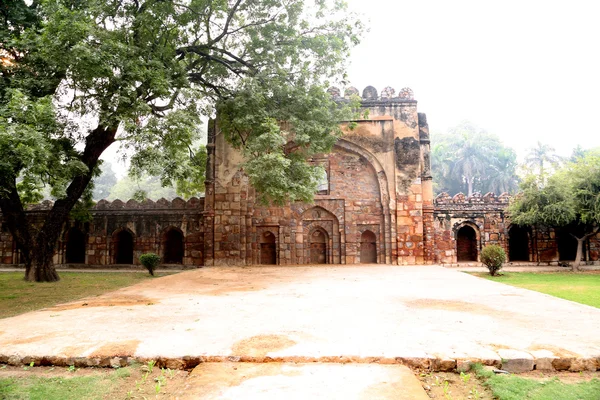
480 245 506 276
139 253 161 276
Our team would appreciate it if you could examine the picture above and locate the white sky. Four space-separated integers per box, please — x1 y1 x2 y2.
345 0 600 159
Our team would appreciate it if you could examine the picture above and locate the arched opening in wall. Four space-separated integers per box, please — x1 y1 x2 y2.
163 228 184 264
508 226 529 262
310 229 328 264
456 225 478 262
557 229 584 262
65 227 86 264
360 230 377 264
260 231 277 265
113 230 134 264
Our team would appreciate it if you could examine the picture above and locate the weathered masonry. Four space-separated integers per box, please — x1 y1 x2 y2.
1 86 600 267
203 86 434 266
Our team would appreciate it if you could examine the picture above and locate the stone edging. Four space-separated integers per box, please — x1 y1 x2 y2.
1 353 598 373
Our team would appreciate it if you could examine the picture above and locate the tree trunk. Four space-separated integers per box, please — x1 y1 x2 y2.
0 124 118 282
572 238 584 272
570 229 599 272
467 177 474 197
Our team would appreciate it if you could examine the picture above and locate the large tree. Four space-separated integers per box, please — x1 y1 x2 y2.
509 152 600 271
0 0 362 281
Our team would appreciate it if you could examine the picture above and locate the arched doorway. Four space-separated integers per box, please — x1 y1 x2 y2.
163 228 184 264
360 230 377 263
557 229 581 261
310 229 328 264
113 230 134 264
65 227 86 264
456 225 478 262
260 231 277 265
508 226 529 262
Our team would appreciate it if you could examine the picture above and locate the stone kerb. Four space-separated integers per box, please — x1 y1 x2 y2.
1 349 597 374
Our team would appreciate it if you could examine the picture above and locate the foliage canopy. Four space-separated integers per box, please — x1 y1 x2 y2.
0 0 363 281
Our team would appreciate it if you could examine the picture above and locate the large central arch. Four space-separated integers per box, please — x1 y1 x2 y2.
336 139 392 264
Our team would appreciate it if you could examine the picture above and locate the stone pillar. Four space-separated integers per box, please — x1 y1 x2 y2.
203 119 216 266
419 113 435 264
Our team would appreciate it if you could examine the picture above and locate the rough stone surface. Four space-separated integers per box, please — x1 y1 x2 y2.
175 363 430 400
498 349 535 373
1 266 599 373
530 350 557 371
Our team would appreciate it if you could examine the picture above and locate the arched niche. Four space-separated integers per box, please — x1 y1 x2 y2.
309 228 329 264
359 230 377 264
65 227 86 264
163 227 184 264
112 228 134 264
299 206 341 264
455 224 479 262
259 230 277 265
508 225 530 262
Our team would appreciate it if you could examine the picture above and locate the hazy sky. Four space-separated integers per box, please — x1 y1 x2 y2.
105 0 600 175
345 0 600 159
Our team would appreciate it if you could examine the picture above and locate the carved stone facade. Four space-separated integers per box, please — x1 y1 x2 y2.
203 85 434 266
1 86 599 267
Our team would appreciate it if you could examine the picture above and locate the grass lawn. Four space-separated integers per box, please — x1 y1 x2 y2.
0 363 187 399
473 364 600 400
0 271 172 319
473 271 600 308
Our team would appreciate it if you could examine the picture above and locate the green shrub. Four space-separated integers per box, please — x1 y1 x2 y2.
139 253 161 276
480 245 506 276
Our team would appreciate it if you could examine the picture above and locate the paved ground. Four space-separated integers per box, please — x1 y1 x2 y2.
175 363 428 400
1 265 599 373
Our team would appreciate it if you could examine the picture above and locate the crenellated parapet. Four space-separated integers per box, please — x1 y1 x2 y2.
23 197 204 213
327 85 415 102
434 192 510 211
93 197 203 211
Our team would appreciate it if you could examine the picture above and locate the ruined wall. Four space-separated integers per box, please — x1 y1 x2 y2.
433 192 600 265
433 192 509 264
0 197 205 267
206 85 433 266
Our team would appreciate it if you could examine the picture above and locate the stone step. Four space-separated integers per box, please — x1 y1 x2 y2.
174 362 429 400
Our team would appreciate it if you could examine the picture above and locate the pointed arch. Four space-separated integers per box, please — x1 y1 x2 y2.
112 228 135 264
359 230 377 264
162 227 184 264
454 223 479 262
299 206 341 264
65 227 86 264
309 227 329 264
259 230 277 265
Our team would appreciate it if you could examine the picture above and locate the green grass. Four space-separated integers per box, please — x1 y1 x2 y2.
475 272 600 308
473 364 600 400
0 375 111 400
0 367 132 400
0 271 171 319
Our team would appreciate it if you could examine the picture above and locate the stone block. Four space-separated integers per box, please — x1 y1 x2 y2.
498 349 534 373
552 358 572 371
530 350 557 371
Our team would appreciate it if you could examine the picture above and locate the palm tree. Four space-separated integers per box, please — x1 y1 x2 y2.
447 123 499 196
525 141 562 181
485 148 519 194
